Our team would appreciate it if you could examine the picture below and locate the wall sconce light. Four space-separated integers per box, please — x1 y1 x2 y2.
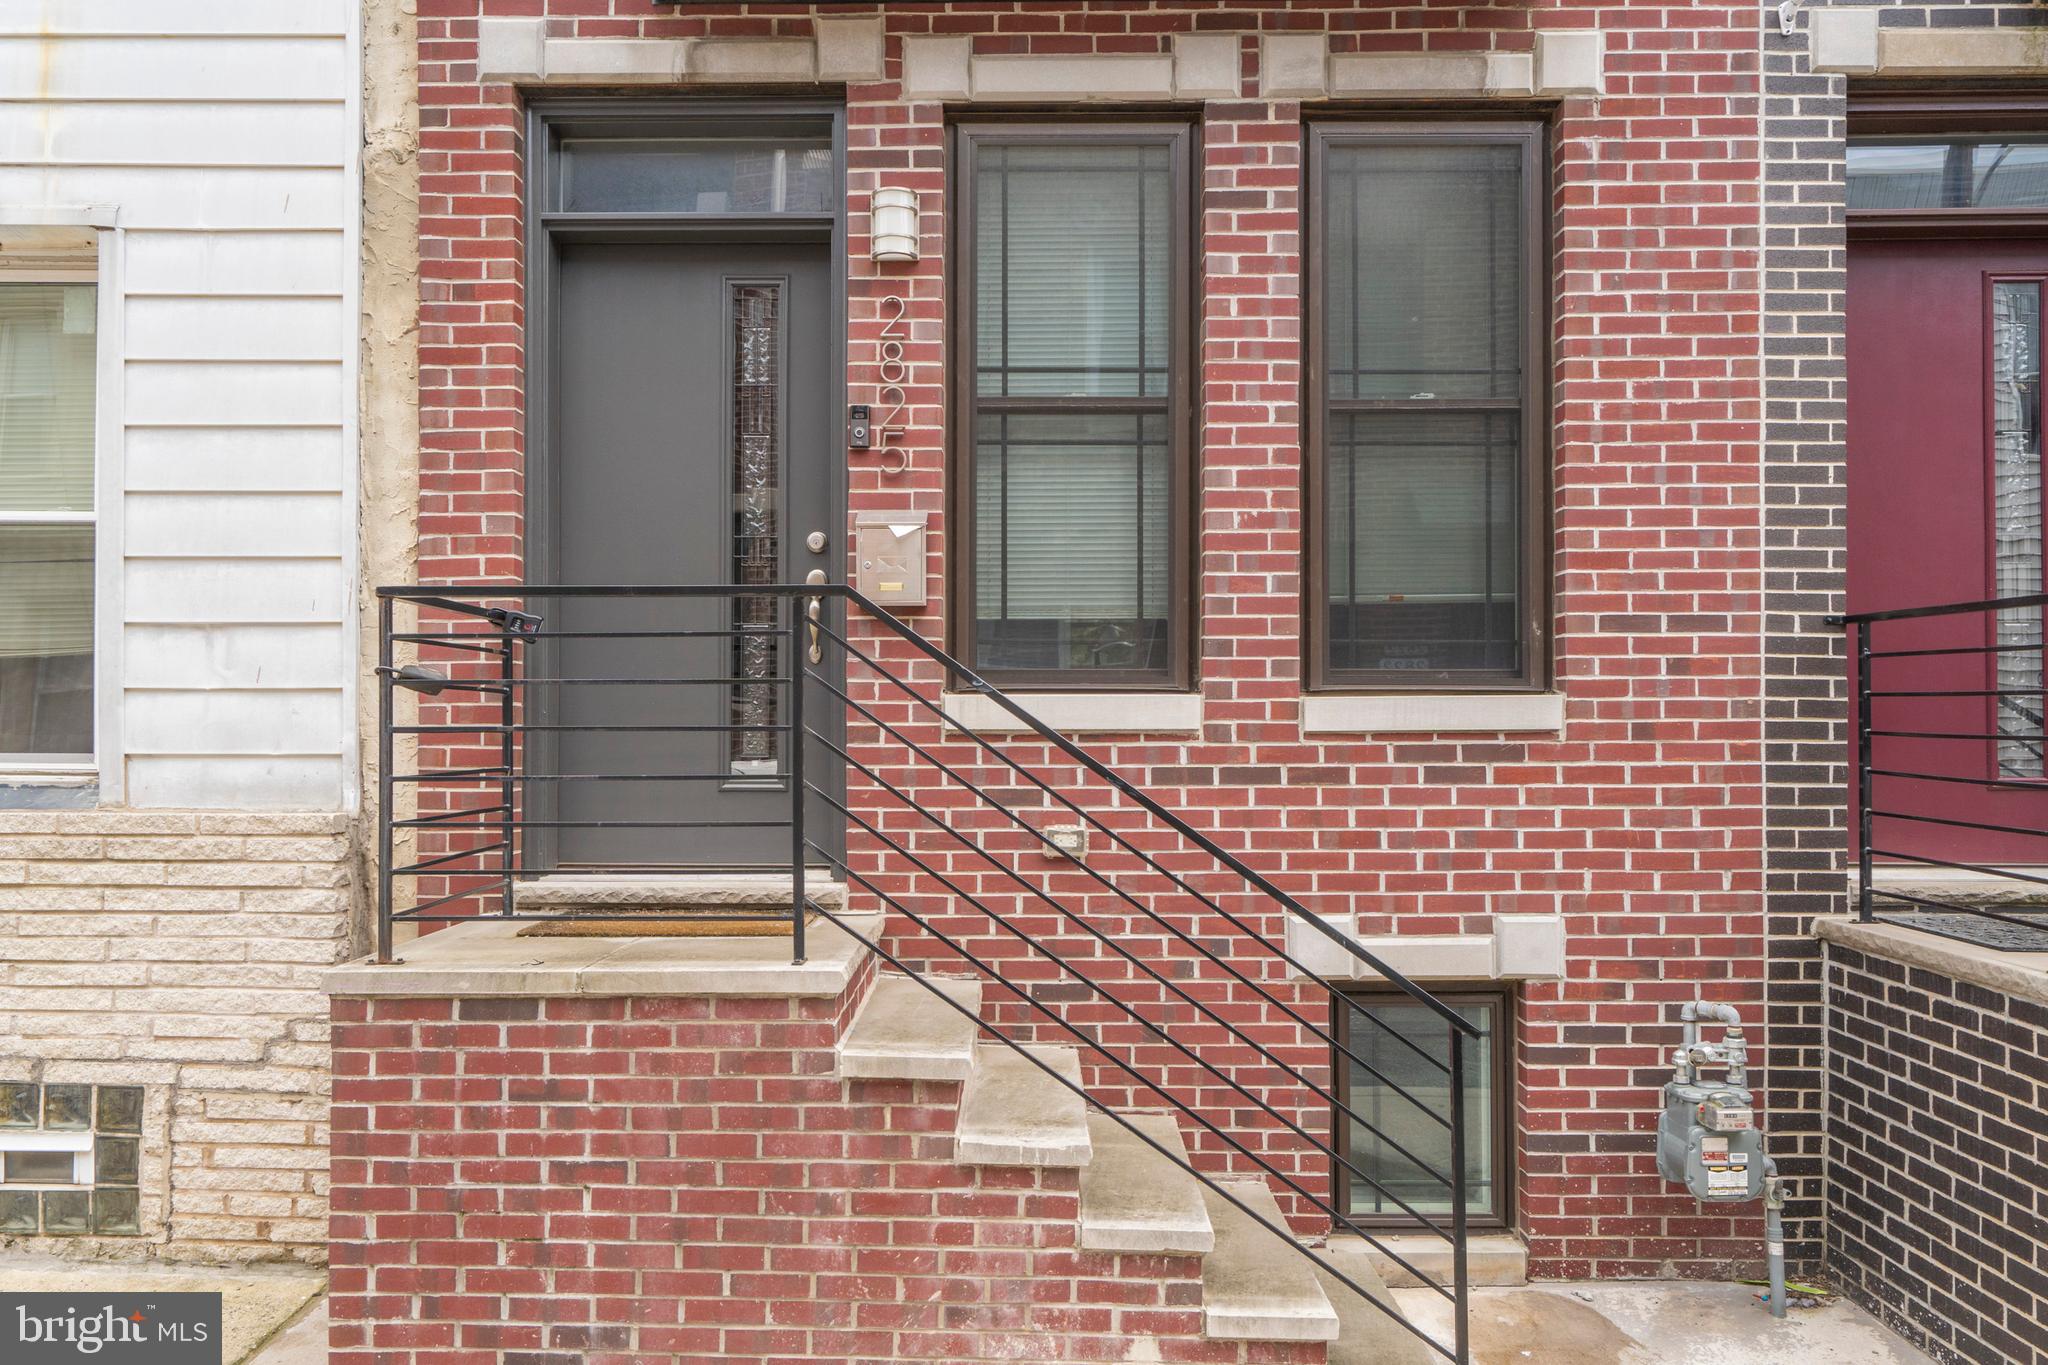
869 188 921 264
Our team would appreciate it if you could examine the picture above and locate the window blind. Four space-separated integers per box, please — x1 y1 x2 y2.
1321 138 1528 681
0 284 96 513
0 281 96 759
967 136 1179 679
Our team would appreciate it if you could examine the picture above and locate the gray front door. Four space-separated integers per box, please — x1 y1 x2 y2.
546 240 837 867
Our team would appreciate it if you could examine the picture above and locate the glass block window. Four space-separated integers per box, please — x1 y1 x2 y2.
0 1083 144 1236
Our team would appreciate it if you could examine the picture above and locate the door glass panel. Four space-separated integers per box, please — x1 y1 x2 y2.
1343 998 1494 1218
730 283 782 780
1991 281 2045 779
559 138 833 215
1848 139 2048 211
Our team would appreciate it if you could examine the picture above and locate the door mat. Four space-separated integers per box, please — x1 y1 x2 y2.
516 915 809 939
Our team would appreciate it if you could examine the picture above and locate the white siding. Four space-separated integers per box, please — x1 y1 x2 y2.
0 1 356 808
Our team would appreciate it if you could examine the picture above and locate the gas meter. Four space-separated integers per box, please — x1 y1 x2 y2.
1656 1001 1765 1202
1657 1000 1789 1318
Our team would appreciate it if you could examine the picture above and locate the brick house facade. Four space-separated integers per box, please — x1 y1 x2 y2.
408 0 1769 1283
1 1 2039 1361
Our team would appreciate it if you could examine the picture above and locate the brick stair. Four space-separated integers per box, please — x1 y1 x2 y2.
836 966 1436 1363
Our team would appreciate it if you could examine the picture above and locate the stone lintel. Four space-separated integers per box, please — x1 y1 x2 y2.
1265 32 1600 100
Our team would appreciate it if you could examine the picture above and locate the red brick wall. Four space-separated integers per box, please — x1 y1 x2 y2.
327 985 1328 1365
414 1 1767 1278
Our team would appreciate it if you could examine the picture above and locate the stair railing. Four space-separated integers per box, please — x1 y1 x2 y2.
811 587 1477 1364
374 582 1478 1364
1836 590 2048 945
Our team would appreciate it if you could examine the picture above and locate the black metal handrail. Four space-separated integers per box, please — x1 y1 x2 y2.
1837 593 2048 943
375 582 1476 1363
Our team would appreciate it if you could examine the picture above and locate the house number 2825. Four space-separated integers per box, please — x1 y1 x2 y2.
872 295 909 477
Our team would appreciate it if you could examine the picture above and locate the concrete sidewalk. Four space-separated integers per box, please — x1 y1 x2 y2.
0 1253 323 1365
0 1257 1938 1365
1392 1281 1937 1365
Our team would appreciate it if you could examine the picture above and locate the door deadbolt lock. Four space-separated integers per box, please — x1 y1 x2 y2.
805 531 828 554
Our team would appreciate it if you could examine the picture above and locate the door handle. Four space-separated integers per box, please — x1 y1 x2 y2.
805 569 826 664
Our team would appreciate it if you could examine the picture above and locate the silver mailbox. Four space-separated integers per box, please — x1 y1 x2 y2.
854 514 928 607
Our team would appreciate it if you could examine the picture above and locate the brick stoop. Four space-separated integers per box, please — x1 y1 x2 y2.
326 924 1427 1364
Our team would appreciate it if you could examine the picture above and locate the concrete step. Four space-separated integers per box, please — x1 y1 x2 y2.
953 1043 1092 1168
512 872 846 915
1327 1231 1529 1288
837 972 983 1082
1199 1182 1340 1343
1078 1113 1213 1255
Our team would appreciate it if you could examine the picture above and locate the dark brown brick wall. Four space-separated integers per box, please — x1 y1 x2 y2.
1825 941 2048 1365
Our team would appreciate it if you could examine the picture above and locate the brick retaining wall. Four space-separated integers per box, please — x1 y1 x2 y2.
1824 936 2048 1365
327 975 1328 1365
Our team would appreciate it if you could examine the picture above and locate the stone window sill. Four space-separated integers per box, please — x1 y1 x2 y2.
1300 692 1565 736
941 691 1203 736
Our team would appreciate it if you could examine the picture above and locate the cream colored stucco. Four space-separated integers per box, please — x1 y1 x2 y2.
356 0 420 952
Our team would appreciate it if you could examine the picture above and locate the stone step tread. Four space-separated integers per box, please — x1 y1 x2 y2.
838 972 984 1081
1199 1182 1340 1342
513 873 847 911
1078 1113 1213 1255
953 1043 1091 1168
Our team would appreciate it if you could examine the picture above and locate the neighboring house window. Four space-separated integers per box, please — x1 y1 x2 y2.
1309 123 1547 691
1846 135 2048 211
953 123 1193 688
0 1082 142 1237
0 277 97 764
1334 988 1510 1229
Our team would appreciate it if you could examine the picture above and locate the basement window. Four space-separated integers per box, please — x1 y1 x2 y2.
1334 989 1511 1229
0 1081 143 1236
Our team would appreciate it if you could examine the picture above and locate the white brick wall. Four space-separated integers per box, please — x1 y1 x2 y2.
0 809 359 1262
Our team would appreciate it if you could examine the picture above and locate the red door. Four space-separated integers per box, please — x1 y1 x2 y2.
1847 238 2048 868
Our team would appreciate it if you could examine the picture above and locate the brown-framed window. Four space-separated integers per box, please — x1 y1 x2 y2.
1846 94 2048 238
1848 135 2048 214
1307 122 1548 692
951 122 1194 689
1334 987 1511 1229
